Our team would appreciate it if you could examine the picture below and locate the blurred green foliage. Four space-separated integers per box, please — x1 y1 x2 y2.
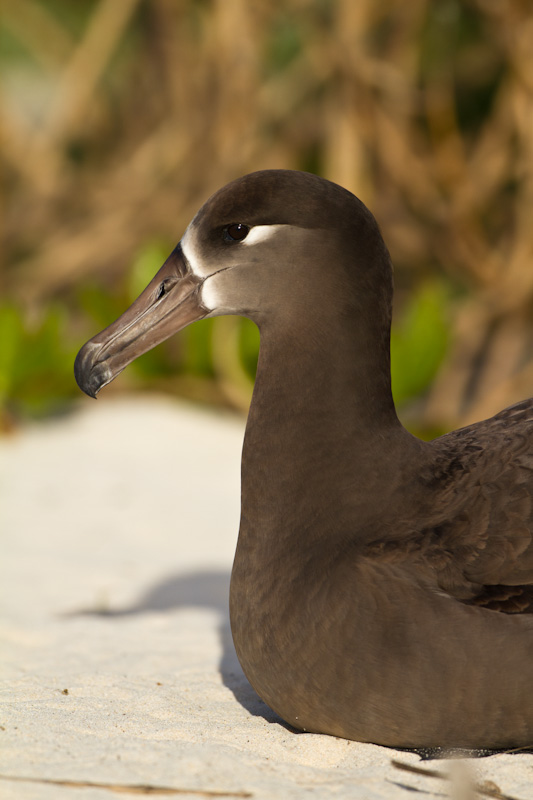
0 302 79 420
391 282 450 408
0 242 451 431
3 0 529 435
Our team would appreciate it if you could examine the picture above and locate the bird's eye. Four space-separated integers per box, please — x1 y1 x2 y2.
224 223 249 242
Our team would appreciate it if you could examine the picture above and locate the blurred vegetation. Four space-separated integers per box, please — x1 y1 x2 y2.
1 0 533 436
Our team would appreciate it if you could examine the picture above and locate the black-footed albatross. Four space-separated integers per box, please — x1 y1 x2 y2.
75 170 533 749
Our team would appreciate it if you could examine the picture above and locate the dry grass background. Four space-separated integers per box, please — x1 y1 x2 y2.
2 0 533 431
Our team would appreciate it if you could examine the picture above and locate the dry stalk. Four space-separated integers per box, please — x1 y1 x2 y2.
2 0 533 425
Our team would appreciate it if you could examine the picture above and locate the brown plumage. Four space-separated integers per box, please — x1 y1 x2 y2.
365 399 533 613
75 170 533 749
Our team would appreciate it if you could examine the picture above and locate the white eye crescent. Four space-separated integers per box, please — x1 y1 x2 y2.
240 225 287 245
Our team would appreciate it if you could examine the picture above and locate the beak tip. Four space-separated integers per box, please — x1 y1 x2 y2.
74 342 106 398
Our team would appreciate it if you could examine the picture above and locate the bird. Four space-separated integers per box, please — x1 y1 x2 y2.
75 169 533 749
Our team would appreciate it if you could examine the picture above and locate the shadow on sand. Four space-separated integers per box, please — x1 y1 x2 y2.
69 568 284 727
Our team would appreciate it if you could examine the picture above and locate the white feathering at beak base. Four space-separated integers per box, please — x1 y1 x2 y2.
181 223 287 312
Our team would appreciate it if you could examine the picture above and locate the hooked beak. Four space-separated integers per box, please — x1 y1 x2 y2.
74 244 207 398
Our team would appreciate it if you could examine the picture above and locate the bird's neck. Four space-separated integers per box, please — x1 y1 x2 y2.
238 311 411 554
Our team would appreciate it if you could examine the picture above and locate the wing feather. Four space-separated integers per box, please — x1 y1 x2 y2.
365 398 533 613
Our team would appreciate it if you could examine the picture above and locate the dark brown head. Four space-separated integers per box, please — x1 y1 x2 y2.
75 170 392 397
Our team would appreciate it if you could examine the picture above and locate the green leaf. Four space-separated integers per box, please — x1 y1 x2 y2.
77 284 125 329
0 304 24 403
180 318 215 376
239 317 260 379
391 281 450 407
128 241 172 302
10 305 79 416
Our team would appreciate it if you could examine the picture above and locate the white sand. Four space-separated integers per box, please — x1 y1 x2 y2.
1 396 531 799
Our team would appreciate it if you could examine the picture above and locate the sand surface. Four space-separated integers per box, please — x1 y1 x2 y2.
1 396 531 799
